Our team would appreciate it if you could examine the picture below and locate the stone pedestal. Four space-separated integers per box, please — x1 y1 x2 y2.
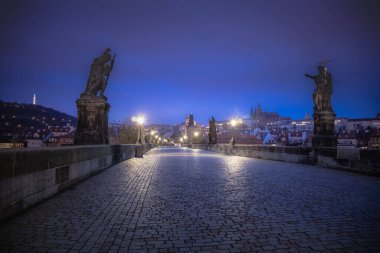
312 110 336 147
135 145 144 158
209 117 217 145
186 127 194 145
74 94 110 145
209 134 217 145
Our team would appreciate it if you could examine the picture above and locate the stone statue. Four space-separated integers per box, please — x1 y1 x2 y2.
209 116 217 144
305 65 333 111
305 64 336 147
75 49 114 145
84 48 116 97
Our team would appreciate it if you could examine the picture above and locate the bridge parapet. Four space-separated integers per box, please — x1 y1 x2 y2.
186 144 380 176
0 144 154 222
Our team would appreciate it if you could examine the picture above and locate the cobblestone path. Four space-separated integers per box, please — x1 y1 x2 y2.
0 147 379 253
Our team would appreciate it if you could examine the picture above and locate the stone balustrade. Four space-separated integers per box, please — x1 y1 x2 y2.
0 144 154 221
186 144 380 176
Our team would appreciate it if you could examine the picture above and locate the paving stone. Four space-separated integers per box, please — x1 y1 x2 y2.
0 147 379 252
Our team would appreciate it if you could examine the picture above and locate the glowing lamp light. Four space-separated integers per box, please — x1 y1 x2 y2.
132 115 145 125
230 118 242 127
194 131 199 137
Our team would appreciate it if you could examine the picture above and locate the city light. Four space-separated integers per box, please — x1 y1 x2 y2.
194 131 199 137
183 135 188 140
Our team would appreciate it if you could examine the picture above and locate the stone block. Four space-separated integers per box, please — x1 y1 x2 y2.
48 148 75 168
14 149 49 176
0 152 14 179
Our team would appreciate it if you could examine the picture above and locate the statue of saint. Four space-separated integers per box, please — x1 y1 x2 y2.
84 48 116 97
209 116 217 144
305 65 333 111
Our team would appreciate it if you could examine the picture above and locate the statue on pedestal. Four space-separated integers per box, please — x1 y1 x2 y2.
75 49 116 145
208 116 217 144
305 62 336 147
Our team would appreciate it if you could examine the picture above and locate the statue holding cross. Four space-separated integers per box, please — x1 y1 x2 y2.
305 59 336 147
84 48 116 97
305 59 333 111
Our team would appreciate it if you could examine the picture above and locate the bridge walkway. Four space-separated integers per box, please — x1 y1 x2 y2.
0 147 379 252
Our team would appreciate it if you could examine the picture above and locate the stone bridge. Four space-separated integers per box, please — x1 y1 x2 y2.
0 147 379 252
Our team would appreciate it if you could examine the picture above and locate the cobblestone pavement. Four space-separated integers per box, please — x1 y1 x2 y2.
1 147 380 253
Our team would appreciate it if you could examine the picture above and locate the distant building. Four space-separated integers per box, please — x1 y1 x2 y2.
48 126 72 137
346 116 380 130
250 103 280 127
337 131 358 148
25 138 43 148
335 118 348 131
217 133 262 144
368 130 380 149
288 131 305 146
56 132 75 146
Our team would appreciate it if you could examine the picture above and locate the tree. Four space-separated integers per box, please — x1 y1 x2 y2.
117 125 137 144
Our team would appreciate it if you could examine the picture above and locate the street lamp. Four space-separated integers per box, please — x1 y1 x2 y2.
132 115 145 144
230 118 242 145
149 130 156 143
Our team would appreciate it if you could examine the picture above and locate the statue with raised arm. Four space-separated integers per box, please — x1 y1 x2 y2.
305 65 333 111
305 63 336 147
84 48 116 97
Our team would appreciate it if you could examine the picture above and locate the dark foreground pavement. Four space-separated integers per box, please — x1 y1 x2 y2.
0 147 379 253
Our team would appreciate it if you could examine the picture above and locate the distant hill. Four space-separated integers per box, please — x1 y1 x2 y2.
0 101 77 140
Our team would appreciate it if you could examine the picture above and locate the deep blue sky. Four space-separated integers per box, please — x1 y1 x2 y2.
0 0 379 125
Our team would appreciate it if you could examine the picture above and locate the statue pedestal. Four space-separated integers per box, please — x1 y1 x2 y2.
186 127 194 145
74 94 110 145
209 134 217 145
312 110 336 147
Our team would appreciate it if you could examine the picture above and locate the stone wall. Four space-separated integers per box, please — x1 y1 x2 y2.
187 144 380 176
0 144 153 222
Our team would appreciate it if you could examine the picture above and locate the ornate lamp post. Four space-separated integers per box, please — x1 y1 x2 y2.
230 118 242 145
183 135 188 144
132 115 145 144
149 130 156 143
193 131 199 144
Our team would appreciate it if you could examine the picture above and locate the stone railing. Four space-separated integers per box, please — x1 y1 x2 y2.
186 144 380 176
0 144 154 222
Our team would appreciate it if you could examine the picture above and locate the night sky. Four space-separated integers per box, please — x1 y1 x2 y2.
0 0 379 125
